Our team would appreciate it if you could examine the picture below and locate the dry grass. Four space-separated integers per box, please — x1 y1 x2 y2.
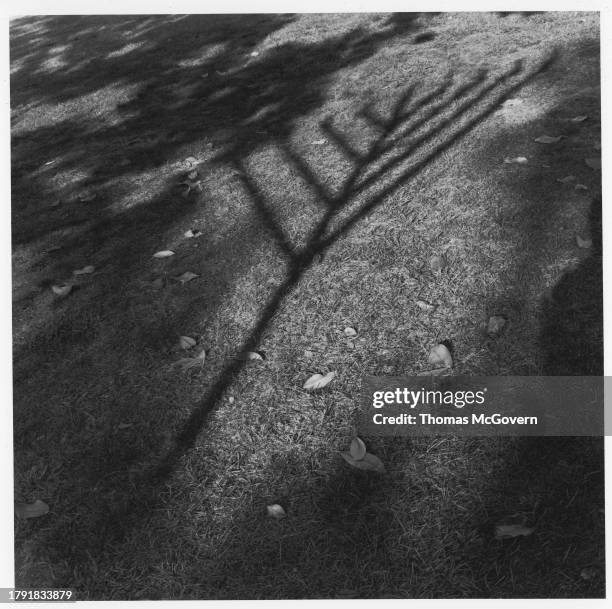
12 12 603 599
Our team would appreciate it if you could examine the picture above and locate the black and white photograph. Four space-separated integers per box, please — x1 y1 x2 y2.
8 5 606 601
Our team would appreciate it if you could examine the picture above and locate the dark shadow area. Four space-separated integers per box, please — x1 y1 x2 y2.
539 196 602 375
414 32 436 44
497 12 545 18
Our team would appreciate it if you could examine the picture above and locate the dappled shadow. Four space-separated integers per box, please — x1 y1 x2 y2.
13 13 599 600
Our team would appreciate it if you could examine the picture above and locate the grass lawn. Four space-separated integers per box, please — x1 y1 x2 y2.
11 12 604 599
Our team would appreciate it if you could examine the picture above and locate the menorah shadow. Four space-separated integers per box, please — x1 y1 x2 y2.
154 52 558 482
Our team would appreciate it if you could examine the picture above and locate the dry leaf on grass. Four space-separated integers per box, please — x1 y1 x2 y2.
575 184 589 191
153 250 175 259
556 175 576 184
487 315 507 336
179 336 196 349
503 156 528 164
341 452 386 473
15 499 49 519
585 157 601 170
580 567 598 580
344 327 357 337
570 115 588 122
349 437 367 460
179 179 203 194
416 300 436 312
266 504 286 519
238 351 265 361
429 254 446 273
494 524 535 539
187 170 198 180
534 135 563 144
51 284 72 297
184 229 202 238
175 271 199 284
576 235 593 248
312 139 326 145
303 371 336 390
175 349 206 370
73 265 95 276
428 344 453 368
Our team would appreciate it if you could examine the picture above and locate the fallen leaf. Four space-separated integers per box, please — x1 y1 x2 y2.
176 271 199 284
575 184 589 191
184 229 202 238
416 299 436 312
183 156 198 167
51 284 72 297
266 504 286 519
556 175 576 184
304 350 314 358
153 250 175 258
428 344 453 368
349 437 367 461
117 422 133 430
429 254 446 273
346 340 355 349
585 157 601 170
344 327 357 337
494 524 535 539
175 349 206 370
570 115 588 122
73 265 95 275
238 351 264 361
15 499 49 519
534 135 563 144
179 336 196 349
503 156 528 164
312 139 326 145
303 371 336 390
341 452 386 473
228 396 235 404
250 51 259 57
487 315 507 336
580 567 598 580
576 235 592 248
187 170 198 180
